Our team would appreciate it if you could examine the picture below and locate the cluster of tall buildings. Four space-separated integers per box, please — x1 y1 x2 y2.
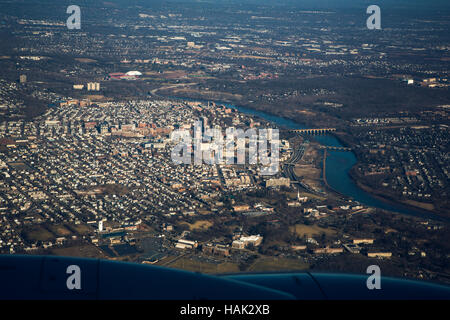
73 82 100 91
87 82 100 91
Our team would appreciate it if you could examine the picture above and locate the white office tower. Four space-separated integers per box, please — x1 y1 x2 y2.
98 220 103 232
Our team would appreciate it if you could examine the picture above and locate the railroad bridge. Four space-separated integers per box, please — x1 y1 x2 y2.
289 128 336 134
318 145 352 151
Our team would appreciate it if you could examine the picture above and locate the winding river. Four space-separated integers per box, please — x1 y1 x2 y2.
166 96 445 222
221 103 446 222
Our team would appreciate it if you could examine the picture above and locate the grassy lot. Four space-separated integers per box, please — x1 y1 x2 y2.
74 58 97 63
180 220 213 231
48 224 72 237
24 226 54 241
247 257 309 272
285 191 326 201
66 223 93 235
51 244 108 259
289 224 336 238
402 199 434 211
167 258 240 274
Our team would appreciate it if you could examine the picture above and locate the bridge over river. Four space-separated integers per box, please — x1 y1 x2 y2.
288 128 337 134
318 145 352 151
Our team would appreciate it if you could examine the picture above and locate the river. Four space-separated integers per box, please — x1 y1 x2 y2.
166 96 445 222
221 103 446 222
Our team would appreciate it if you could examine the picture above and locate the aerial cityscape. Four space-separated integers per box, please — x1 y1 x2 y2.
0 0 449 286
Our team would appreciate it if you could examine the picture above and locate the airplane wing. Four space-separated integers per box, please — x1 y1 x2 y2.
1 255 449 300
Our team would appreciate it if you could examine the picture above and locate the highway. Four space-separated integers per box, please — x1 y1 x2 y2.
282 141 315 192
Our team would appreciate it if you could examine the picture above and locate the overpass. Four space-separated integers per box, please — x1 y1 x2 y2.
289 128 336 134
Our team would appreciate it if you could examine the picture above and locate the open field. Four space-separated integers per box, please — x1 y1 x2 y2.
247 257 309 272
51 244 108 259
402 200 435 211
74 58 97 63
289 224 337 238
82 94 106 100
167 258 240 274
294 165 321 178
47 224 72 237
24 226 54 241
180 220 214 231
294 164 323 191
285 191 326 201
66 223 93 235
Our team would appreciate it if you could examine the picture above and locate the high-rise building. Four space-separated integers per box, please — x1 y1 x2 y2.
87 82 100 91
19 75 27 84
201 116 208 133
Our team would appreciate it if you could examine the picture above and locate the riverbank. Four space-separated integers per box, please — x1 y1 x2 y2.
320 148 351 199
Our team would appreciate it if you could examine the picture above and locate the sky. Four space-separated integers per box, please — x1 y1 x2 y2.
143 0 450 8
13 0 450 14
